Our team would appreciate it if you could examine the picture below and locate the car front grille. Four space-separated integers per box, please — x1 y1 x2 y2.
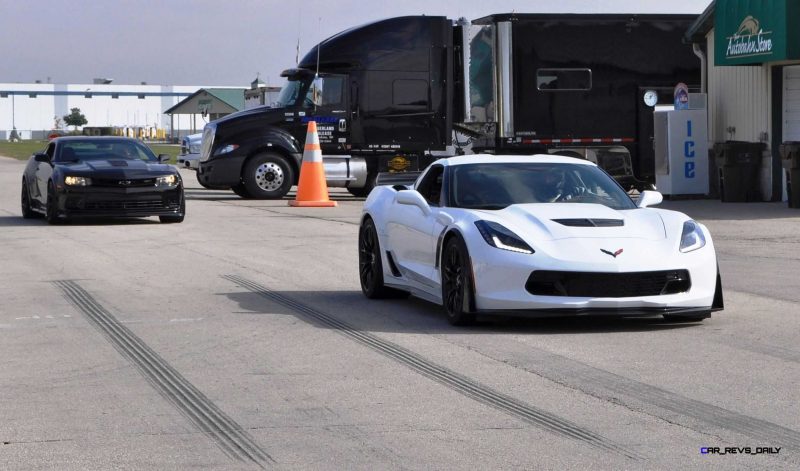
526 270 691 297
79 199 178 211
91 178 157 188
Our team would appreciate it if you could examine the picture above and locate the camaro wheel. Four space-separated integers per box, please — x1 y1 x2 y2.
359 218 408 299
242 152 294 199
21 179 37 219
159 196 185 223
45 181 64 225
441 236 476 326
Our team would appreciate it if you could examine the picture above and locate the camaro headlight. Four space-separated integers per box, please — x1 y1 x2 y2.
155 174 178 187
64 176 91 186
213 144 239 156
475 220 534 254
680 220 706 252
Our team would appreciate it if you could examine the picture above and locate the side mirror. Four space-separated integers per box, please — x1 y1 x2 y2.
395 190 431 216
158 154 171 163
637 190 663 208
34 153 50 163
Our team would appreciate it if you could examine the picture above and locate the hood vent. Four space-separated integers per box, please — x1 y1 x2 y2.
552 218 624 227
109 160 129 167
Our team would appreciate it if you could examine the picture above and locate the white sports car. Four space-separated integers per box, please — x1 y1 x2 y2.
358 155 723 325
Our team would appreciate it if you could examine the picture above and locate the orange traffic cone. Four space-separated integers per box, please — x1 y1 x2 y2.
289 121 338 207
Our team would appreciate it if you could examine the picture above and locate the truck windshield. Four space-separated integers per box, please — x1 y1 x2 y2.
274 76 312 108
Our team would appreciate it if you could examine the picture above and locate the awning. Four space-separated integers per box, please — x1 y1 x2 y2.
714 0 800 65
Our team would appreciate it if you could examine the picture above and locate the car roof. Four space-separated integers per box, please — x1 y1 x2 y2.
437 154 597 167
53 136 140 143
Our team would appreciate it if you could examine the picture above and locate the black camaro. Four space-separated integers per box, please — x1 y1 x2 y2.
21 136 185 224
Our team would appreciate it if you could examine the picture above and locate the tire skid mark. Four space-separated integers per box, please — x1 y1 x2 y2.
54 280 273 468
466 339 800 452
223 274 642 460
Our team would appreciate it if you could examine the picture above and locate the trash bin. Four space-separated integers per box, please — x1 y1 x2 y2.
780 142 800 208
713 141 765 202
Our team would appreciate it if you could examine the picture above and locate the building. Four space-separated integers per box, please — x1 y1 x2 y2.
164 88 247 136
685 0 800 201
0 81 242 141
244 76 281 110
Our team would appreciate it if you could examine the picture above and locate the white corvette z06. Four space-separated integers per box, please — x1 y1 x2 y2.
358 155 723 325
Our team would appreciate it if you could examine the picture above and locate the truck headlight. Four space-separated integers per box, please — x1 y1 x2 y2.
213 144 239 156
155 175 178 187
64 176 91 186
680 220 706 252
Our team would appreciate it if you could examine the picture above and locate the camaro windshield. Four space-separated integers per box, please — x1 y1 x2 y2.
55 139 159 163
450 162 636 210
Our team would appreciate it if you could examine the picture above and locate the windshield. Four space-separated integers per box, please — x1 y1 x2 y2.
450 162 636 210
274 76 312 108
55 139 158 163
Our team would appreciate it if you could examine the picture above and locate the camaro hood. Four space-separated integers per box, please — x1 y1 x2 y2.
59 160 176 178
484 203 666 241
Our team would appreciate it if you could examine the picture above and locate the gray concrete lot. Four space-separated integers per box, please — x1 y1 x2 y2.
1 155 798 469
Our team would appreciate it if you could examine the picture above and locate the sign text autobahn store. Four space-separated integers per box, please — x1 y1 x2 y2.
686 0 800 202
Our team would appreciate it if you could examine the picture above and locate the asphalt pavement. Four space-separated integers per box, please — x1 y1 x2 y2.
1 156 798 470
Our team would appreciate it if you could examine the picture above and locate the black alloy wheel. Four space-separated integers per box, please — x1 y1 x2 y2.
21 179 37 219
441 237 476 326
159 194 185 223
45 181 64 225
358 218 407 299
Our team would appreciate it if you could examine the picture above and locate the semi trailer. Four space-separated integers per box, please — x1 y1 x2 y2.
198 14 700 198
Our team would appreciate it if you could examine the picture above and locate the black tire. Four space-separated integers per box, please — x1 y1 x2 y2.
45 181 65 225
359 218 408 299
441 236 476 326
159 194 185 223
21 178 37 219
347 171 378 198
242 152 294 199
231 183 252 198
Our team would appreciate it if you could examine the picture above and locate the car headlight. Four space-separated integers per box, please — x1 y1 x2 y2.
155 174 178 187
680 220 706 252
475 220 534 254
64 176 91 186
213 144 239 156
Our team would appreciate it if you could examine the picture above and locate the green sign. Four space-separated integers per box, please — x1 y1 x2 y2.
714 0 800 65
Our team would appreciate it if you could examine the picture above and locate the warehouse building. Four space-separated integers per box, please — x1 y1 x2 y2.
686 0 800 201
0 81 244 141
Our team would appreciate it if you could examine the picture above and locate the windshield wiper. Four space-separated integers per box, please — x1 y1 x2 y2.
465 204 508 210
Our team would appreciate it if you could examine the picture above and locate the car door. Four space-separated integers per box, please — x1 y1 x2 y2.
386 164 445 294
33 142 56 205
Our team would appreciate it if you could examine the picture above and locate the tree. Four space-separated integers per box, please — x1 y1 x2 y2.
63 108 87 130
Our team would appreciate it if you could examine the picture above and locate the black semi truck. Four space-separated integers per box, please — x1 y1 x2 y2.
198 14 700 198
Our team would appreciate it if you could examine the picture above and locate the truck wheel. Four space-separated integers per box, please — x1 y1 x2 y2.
242 152 294 199
347 171 377 197
231 183 252 198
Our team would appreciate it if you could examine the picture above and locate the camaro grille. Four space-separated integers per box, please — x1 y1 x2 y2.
82 200 178 211
526 270 691 297
91 178 157 187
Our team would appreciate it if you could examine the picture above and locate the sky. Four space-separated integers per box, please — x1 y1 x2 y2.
0 0 712 87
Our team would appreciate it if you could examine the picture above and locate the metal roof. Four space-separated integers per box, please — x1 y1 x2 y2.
684 1 716 43
164 88 245 115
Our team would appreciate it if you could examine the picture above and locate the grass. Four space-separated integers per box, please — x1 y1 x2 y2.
0 140 182 163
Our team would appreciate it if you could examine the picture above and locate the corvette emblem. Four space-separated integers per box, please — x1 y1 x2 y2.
600 248 624 258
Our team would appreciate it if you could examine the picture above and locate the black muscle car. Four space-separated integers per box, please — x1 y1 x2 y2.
21 136 185 224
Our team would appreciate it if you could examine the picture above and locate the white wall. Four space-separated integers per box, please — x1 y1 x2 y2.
706 30 772 144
